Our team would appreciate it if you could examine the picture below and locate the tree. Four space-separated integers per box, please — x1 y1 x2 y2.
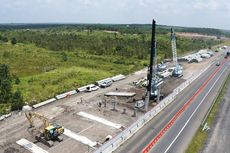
0 64 12 103
61 52 68 62
14 76 20 84
11 37 17 45
0 64 24 111
11 90 24 111
2 37 8 42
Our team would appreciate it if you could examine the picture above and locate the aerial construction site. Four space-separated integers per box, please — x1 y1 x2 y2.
1 19 229 153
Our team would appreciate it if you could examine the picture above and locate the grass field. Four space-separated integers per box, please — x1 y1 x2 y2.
0 42 146 104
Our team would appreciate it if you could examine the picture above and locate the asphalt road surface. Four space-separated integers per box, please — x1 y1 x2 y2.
202 73 230 153
115 58 230 153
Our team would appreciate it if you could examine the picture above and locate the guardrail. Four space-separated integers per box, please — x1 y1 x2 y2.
94 64 211 153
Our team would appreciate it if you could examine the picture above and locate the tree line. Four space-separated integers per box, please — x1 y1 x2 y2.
1 24 230 37
3 29 221 60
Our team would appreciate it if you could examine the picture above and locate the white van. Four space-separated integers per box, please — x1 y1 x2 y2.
100 80 112 88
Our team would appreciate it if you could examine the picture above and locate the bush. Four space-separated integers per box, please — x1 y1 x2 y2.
0 104 10 115
11 90 24 111
1 37 8 42
11 37 17 45
14 76 20 84
61 52 68 62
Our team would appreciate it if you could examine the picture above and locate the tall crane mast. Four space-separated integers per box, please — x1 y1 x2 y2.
171 28 178 67
145 19 156 111
171 28 183 77
145 19 163 111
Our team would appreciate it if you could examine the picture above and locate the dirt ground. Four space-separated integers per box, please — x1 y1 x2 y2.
176 32 217 39
0 49 224 153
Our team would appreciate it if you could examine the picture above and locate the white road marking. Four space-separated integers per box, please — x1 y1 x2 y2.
77 111 122 129
16 138 48 153
63 128 97 147
164 67 227 153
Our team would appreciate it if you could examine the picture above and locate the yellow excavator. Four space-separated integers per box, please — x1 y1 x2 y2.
25 112 64 147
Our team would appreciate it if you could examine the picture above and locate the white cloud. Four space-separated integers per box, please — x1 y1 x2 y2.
0 0 229 29
193 0 219 10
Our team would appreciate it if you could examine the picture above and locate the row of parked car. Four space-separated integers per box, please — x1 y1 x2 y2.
81 74 126 92
85 79 113 92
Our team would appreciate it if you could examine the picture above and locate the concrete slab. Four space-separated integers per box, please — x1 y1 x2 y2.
63 128 97 147
16 138 48 153
105 92 136 97
77 111 122 129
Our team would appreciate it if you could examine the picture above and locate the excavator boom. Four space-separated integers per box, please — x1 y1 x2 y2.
25 112 50 130
25 112 64 147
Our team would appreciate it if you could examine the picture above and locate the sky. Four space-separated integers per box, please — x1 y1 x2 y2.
0 0 230 30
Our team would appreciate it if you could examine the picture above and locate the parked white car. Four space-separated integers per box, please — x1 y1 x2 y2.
86 84 99 92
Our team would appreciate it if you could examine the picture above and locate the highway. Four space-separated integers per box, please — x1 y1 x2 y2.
115 57 230 153
203 70 230 153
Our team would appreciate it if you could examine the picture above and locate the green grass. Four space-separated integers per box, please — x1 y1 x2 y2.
16 67 111 104
0 43 146 104
186 75 230 153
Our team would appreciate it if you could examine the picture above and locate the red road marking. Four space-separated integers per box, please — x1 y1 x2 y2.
142 60 227 153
